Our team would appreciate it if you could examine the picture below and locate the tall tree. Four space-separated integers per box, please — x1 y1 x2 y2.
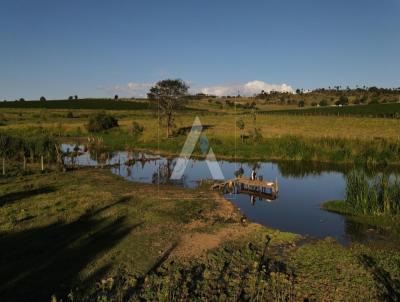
147 79 189 138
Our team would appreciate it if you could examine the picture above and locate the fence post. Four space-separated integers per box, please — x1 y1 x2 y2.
41 155 44 171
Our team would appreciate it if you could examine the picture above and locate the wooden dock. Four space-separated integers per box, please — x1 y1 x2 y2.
212 176 279 196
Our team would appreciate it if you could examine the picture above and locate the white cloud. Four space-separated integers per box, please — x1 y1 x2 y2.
196 80 294 96
100 82 153 97
101 80 294 98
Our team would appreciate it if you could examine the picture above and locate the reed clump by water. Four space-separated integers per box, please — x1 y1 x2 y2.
345 170 400 215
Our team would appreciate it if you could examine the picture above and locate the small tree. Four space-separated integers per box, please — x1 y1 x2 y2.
335 95 349 106
74 95 78 100
147 79 189 138
114 94 119 100
298 100 305 107
40 96 46 102
236 118 245 142
68 96 73 100
319 99 328 107
131 121 144 136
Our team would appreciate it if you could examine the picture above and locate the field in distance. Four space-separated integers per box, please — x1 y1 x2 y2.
260 102 400 118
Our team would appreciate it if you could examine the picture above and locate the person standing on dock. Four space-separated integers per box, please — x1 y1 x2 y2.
251 169 256 180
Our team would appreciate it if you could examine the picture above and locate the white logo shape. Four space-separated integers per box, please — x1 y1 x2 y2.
170 117 224 180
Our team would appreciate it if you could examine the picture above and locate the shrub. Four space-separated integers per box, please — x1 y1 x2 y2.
369 96 380 104
236 118 245 130
131 121 144 136
86 113 118 132
251 128 263 143
298 100 305 107
0 132 56 161
319 99 328 106
66 111 74 118
335 95 349 106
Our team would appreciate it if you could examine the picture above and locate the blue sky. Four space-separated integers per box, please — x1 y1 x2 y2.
1 0 399 99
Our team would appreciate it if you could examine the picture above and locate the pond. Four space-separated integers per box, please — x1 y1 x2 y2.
62 144 395 245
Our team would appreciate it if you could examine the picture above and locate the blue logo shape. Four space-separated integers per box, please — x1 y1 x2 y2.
199 135 209 155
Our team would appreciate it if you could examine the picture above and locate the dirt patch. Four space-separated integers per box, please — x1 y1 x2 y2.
204 192 241 221
169 192 261 259
172 223 262 259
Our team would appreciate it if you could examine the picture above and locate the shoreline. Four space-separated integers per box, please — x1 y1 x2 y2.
60 137 400 168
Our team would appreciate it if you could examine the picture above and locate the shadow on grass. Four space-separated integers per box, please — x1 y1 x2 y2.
0 186 56 207
174 124 214 136
112 241 179 301
359 254 400 301
0 197 141 302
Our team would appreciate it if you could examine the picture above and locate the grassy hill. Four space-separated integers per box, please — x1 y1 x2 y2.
259 103 400 118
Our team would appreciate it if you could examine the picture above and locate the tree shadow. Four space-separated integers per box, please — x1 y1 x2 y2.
358 254 400 301
119 241 179 300
0 186 56 207
174 124 214 136
0 198 141 302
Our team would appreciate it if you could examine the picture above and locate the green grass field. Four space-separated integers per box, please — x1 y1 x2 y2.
2 105 400 165
260 102 400 118
1 169 399 301
1 103 400 300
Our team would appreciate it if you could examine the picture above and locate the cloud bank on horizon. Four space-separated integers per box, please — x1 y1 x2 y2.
106 80 294 97
198 80 294 96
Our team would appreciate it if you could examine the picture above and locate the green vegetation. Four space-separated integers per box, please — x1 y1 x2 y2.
261 103 400 118
0 168 295 301
345 170 400 215
3 105 400 165
148 79 189 138
130 121 144 136
255 86 400 108
1 169 399 301
2 87 400 300
95 131 400 166
0 132 57 176
323 170 400 237
86 112 119 133
0 99 151 110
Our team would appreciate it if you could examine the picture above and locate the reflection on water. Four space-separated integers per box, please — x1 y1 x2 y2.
61 144 398 245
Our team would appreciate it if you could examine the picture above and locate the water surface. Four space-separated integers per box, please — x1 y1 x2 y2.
62 144 394 244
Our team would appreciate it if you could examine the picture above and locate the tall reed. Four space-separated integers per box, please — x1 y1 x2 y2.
345 170 400 215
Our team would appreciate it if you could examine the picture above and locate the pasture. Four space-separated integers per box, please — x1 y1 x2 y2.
1 103 400 301
260 102 400 118
2 106 400 164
